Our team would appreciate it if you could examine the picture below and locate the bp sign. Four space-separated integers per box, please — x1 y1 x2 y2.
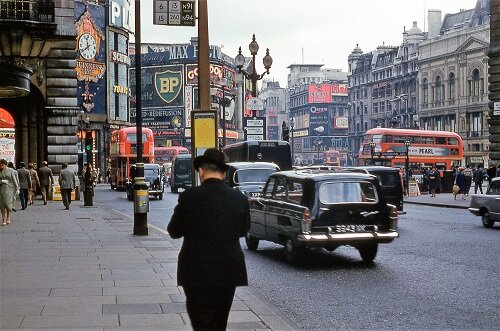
155 70 183 103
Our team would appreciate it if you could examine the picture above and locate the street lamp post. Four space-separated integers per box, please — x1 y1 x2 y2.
404 139 411 195
369 141 376 165
234 34 273 117
220 77 228 148
290 117 295 165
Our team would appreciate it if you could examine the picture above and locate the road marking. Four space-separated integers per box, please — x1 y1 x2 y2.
111 209 170 236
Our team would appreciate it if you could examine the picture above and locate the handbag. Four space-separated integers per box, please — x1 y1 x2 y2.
452 184 460 194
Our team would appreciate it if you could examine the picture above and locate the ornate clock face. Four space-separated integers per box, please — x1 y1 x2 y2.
78 33 97 60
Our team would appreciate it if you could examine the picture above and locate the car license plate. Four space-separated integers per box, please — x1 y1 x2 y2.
329 225 368 233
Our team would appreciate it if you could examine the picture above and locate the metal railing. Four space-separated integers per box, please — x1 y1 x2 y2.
0 0 54 23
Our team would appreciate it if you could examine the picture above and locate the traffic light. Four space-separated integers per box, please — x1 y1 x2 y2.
84 133 93 152
282 126 290 142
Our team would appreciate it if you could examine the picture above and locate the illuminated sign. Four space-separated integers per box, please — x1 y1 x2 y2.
113 85 129 94
334 117 349 129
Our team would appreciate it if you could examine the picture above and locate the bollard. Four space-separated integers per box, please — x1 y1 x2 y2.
84 186 93 206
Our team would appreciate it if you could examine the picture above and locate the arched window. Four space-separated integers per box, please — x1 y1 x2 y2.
422 78 428 104
472 69 481 96
449 73 455 100
435 76 443 102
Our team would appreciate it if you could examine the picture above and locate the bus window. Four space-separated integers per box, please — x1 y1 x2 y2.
421 137 434 144
435 137 446 145
448 137 459 145
382 135 393 143
412 136 421 144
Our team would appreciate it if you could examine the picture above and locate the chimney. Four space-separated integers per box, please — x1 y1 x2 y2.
428 9 442 38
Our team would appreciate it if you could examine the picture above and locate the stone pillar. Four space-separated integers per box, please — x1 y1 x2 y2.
489 1 500 162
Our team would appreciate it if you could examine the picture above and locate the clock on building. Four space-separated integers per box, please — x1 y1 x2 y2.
78 33 97 60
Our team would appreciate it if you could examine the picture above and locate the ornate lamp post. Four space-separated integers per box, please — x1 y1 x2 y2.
234 34 272 116
404 139 411 195
369 141 376 165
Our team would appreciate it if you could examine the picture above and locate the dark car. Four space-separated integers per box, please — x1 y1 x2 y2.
348 166 404 211
246 169 399 264
126 163 164 201
225 162 280 198
170 154 192 193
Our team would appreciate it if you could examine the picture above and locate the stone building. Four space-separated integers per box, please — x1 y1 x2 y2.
418 1 491 167
287 64 349 165
0 0 79 173
347 22 424 166
259 80 286 141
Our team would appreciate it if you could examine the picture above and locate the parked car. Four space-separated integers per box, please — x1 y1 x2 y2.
247 170 399 264
126 163 164 201
468 177 500 228
225 162 280 198
348 166 404 211
170 154 192 193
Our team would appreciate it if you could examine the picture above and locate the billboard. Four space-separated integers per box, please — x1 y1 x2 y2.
308 84 332 103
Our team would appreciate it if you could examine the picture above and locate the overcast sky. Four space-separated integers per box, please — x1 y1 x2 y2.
134 0 478 86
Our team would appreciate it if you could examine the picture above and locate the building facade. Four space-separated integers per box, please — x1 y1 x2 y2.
418 1 491 167
287 64 349 165
259 80 286 141
347 22 423 166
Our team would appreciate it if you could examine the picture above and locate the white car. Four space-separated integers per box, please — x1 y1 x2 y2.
468 177 500 228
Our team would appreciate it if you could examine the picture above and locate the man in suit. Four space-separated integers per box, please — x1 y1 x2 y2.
16 162 31 210
58 163 76 210
38 161 54 205
167 148 250 331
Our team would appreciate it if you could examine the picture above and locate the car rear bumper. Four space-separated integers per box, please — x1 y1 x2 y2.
297 231 399 245
468 207 480 216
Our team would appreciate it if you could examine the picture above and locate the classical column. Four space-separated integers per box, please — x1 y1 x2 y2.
488 1 500 162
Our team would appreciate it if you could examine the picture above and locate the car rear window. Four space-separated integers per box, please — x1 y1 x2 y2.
234 168 277 184
319 181 378 204
372 172 397 187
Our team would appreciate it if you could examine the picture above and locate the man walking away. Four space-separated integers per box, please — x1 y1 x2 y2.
168 148 250 331
463 164 473 196
472 165 484 194
487 164 496 185
38 161 54 205
58 163 76 210
17 162 31 210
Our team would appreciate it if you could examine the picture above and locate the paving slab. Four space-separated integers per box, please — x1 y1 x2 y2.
0 194 296 330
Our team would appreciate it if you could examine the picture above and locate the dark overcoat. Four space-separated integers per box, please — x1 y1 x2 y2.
167 178 250 287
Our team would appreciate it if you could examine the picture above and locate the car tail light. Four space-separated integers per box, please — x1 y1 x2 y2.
389 204 398 231
301 208 311 234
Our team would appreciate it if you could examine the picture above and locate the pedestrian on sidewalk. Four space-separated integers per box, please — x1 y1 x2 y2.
0 159 19 225
473 164 484 194
58 163 76 210
27 163 39 205
7 162 19 212
428 166 439 197
17 162 31 210
167 148 250 331
463 164 473 196
454 167 467 200
487 164 496 184
38 161 54 205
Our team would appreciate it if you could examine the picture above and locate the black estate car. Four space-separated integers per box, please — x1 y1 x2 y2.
225 162 280 198
246 169 399 263
126 163 164 201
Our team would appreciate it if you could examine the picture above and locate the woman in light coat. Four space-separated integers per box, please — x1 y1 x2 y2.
0 159 19 225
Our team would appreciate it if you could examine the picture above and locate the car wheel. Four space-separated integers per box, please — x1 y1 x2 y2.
284 238 304 264
171 185 178 193
127 192 133 201
159 192 163 200
481 211 494 228
110 183 115 190
358 243 378 263
245 233 259 251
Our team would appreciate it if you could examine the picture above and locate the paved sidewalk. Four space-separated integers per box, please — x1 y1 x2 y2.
405 192 473 209
0 198 295 330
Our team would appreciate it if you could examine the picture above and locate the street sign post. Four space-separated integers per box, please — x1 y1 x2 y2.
153 0 196 26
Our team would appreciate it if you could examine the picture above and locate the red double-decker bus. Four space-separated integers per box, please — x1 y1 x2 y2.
358 128 463 170
109 127 154 190
154 146 189 165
